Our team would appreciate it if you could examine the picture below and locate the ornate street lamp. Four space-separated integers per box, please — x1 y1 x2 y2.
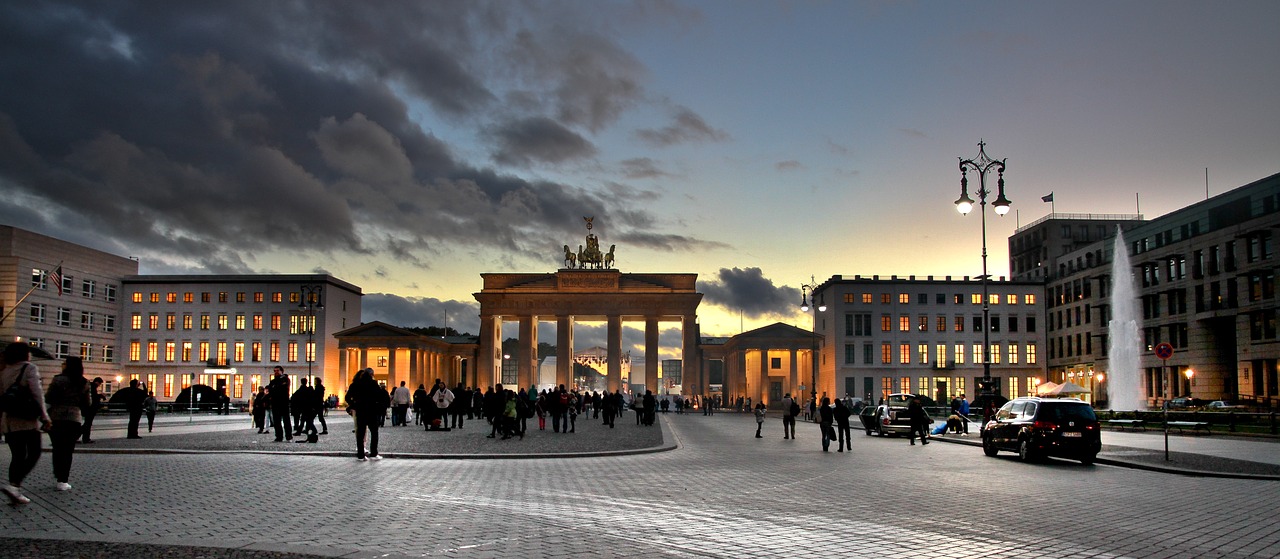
299 284 325 386
955 140 1010 414
800 275 826 408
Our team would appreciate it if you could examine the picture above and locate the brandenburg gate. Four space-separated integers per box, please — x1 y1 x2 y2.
474 220 703 394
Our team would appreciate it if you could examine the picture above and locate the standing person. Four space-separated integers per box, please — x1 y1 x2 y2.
115 379 147 439
314 379 328 435
601 390 616 428
642 390 657 426
143 391 158 432
268 366 292 442
957 394 971 435
412 384 428 426
1 343 51 505
292 378 317 440
252 387 268 433
431 380 454 429
834 398 853 453
45 356 90 492
80 377 103 444
565 391 578 434
753 402 766 438
346 369 389 461
451 383 470 429
781 393 798 439
908 396 930 446
390 381 411 427
818 397 835 452
484 384 503 438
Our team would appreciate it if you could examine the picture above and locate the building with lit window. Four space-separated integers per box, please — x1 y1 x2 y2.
119 274 362 403
1016 172 1280 408
0 225 138 390
810 274 1046 405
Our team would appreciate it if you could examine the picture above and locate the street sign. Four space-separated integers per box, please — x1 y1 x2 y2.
1154 342 1174 360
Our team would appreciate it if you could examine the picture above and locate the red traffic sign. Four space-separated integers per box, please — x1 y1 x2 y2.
1154 342 1174 360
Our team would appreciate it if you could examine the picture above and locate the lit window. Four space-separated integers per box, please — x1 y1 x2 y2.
129 342 141 361
1024 294 1037 305
954 344 965 364
899 344 910 364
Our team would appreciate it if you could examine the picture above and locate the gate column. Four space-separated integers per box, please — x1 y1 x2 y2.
645 317 660 395
607 315 622 392
556 316 574 388
518 315 538 390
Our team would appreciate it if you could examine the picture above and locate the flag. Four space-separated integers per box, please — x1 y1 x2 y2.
49 265 63 295
1041 192 1054 203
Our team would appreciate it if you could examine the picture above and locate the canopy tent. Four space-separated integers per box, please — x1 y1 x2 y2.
1034 381 1060 396
1044 380 1090 396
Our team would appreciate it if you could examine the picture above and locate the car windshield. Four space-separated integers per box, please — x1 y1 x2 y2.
1044 403 1096 422
887 394 913 407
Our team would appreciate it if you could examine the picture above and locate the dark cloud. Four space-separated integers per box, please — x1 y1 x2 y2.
0 2 722 273
775 160 803 171
361 293 480 335
635 106 729 147
619 157 672 180
698 267 799 319
488 116 597 167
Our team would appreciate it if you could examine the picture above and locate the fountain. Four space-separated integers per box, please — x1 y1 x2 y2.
1106 226 1144 410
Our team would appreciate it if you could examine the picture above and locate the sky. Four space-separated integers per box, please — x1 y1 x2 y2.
2 1 1278 359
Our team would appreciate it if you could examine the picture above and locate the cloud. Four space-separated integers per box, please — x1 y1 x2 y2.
898 128 928 138
698 267 799 319
361 293 480 335
619 157 672 179
487 116 597 167
635 106 729 147
775 160 803 171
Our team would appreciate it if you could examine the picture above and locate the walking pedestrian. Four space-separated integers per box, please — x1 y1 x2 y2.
781 392 798 439
753 402 766 438
268 366 292 442
346 368 389 460
1 343 50 505
818 397 835 452
908 395 930 445
45 356 90 492
80 377 103 444
314 378 328 435
292 378 317 440
115 379 147 439
143 390 158 432
834 398 853 452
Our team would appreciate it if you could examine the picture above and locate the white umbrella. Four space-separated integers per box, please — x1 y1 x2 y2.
1035 381 1059 396
1046 381 1090 396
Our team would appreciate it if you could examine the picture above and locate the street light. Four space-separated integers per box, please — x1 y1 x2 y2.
1184 368 1195 395
800 275 826 408
299 284 325 386
955 140 1010 413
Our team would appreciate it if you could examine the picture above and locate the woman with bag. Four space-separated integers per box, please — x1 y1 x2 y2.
45 356 90 491
1 343 51 505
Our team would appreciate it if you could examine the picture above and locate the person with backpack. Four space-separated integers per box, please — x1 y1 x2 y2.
552 385 570 433
781 392 798 439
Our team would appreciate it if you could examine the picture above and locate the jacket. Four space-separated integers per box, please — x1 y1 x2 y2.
1 362 50 433
345 377 390 416
46 373 90 424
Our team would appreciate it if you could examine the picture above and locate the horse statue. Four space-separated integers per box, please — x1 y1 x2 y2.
604 245 615 268
563 245 577 268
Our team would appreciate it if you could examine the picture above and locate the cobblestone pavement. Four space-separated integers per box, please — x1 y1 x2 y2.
2 412 1279 558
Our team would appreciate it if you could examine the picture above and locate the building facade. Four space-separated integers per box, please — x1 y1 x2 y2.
1023 172 1280 408
119 274 362 403
811 274 1046 405
0 226 138 390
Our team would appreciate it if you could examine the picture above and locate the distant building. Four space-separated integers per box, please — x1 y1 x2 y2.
811 274 1046 405
0 225 138 391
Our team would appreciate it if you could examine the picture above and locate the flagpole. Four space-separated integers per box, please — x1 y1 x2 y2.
0 260 63 327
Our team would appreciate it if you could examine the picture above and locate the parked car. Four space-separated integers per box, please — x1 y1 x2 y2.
1167 397 1206 409
859 393 919 437
981 397 1101 465
1206 400 1247 410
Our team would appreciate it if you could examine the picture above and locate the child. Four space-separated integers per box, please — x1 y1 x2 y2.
753 402 766 438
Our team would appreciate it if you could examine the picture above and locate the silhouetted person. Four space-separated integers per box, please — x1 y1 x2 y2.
115 379 147 439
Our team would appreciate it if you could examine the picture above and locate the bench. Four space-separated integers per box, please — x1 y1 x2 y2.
1105 419 1146 431
1166 421 1211 434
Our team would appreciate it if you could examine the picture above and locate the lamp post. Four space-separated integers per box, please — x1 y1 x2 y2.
955 140 1011 412
800 275 826 410
299 284 325 387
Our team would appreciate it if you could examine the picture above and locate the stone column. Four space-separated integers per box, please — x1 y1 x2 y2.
681 315 699 397
789 348 798 400
518 315 538 390
358 345 369 371
387 348 399 389
645 317 660 395
607 315 622 392
338 347 349 391
557 316 574 388
408 348 420 389
478 315 499 389
757 347 769 406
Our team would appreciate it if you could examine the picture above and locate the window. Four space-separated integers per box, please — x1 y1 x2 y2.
148 313 159 330
936 316 947 332
880 293 891 304
271 314 282 331
234 342 245 362
129 342 141 361
217 292 228 303
201 292 211 303
954 316 964 332
184 292 194 303
132 292 143 303
899 293 910 304
150 292 160 303
971 294 982 304
1024 294 1036 305
972 316 983 332
1026 344 1037 364
30 303 46 324
199 342 210 362
79 342 91 360
218 314 228 330
935 345 947 368
102 345 114 363
60 275 72 296
270 341 280 362
917 293 928 305
147 342 159 362
164 374 174 398
31 268 47 289
254 292 264 303
899 344 910 364
899 316 910 332
770 357 781 369
881 343 892 364
166 292 177 303
236 292 246 303
973 344 984 364
105 284 117 302
1008 316 1018 332
82 279 97 298
917 315 928 332
954 344 965 364
845 344 857 364
56 307 72 327
166 314 176 330
1026 317 1037 333
881 315 892 332
216 342 228 365
1008 344 1019 364
183 314 192 330
287 341 298 362
235 314 246 330
165 342 176 361
1007 294 1018 305
917 344 928 364
990 315 1000 332
103 315 115 333
181 342 192 361
272 292 283 303
989 344 1001 364
200 314 210 330
80 311 95 330
863 343 873 365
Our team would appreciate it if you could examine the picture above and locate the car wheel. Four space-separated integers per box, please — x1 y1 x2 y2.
982 435 998 457
1080 453 1096 466
1018 438 1037 462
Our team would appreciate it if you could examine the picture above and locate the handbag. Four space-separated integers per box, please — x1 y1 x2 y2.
0 365 42 420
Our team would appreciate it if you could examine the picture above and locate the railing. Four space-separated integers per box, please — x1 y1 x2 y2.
1097 409 1280 435
1015 212 1144 234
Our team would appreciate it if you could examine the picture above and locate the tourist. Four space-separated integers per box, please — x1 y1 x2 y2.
314 378 328 435
500 390 521 440
908 396 930 446
115 379 147 439
268 366 292 442
833 398 852 452
431 380 454 429
251 387 268 433
817 397 835 452
753 401 766 438
1 343 50 505
601 390 616 428
346 368 389 460
390 381 411 426
143 390 158 432
292 378 317 440
552 385 570 433
451 383 470 429
411 383 428 425
485 384 504 438
566 390 578 433
642 390 657 426
80 377 103 444
45 356 90 492
780 392 797 439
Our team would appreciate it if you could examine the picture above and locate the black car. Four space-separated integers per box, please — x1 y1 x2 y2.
981 397 1101 465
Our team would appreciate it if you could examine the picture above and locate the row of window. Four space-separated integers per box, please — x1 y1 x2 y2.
130 313 315 334
29 305 117 332
32 269 117 301
841 292 1037 306
131 290 318 305
126 340 315 364
852 375 1041 402
845 313 1038 335
25 338 114 362
842 342 1038 366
